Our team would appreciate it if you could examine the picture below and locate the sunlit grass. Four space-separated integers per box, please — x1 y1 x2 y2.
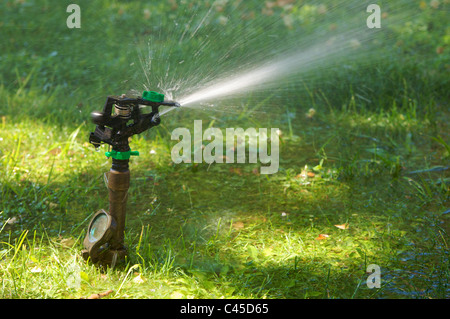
0 96 448 298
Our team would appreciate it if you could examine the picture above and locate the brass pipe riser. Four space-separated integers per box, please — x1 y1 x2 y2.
106 169 130 251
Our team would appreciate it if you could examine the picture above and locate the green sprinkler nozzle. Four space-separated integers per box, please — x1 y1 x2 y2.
142 91 165 103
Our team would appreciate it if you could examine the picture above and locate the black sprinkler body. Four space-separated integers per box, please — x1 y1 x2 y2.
82 91 179 267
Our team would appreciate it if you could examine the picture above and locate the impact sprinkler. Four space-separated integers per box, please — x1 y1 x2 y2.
81 91 180 267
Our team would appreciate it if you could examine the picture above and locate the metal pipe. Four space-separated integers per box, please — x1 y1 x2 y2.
106 166 130 251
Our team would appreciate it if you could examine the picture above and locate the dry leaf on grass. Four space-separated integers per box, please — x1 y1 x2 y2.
232 221 245 230
86 290 114 299
60 238 75 248
334 224 349 230
315 234 329 240
229 167 243 175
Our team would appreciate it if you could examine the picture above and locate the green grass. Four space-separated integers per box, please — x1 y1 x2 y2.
0 0 449 299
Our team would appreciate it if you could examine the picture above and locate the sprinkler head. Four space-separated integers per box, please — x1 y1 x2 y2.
88 92 180 149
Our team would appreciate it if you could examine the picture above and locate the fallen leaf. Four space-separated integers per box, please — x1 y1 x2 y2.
277 0 295 6
296 171 307 179
232 221 244 230
86 290 114 299
7 216 19 225
218 15 228 25
315 234 329 240
143 8 151 19
307 172 315 178
266 1 276 9
306 108 316 119
229 167 243 175
318 4 327 14
49 147 61 155
334 224 349 230
430 0 440 9
60 238 75 248
48 202 59 209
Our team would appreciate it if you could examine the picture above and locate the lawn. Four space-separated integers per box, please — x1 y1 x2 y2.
0 0 448 299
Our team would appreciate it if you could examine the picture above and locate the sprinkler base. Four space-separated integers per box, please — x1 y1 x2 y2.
83 92 179 268
81 247 127 268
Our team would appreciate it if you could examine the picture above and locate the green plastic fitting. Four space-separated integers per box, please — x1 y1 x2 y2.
142 91 165 103
105 150 140 160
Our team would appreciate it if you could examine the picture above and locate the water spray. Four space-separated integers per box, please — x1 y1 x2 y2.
82 91 180 267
